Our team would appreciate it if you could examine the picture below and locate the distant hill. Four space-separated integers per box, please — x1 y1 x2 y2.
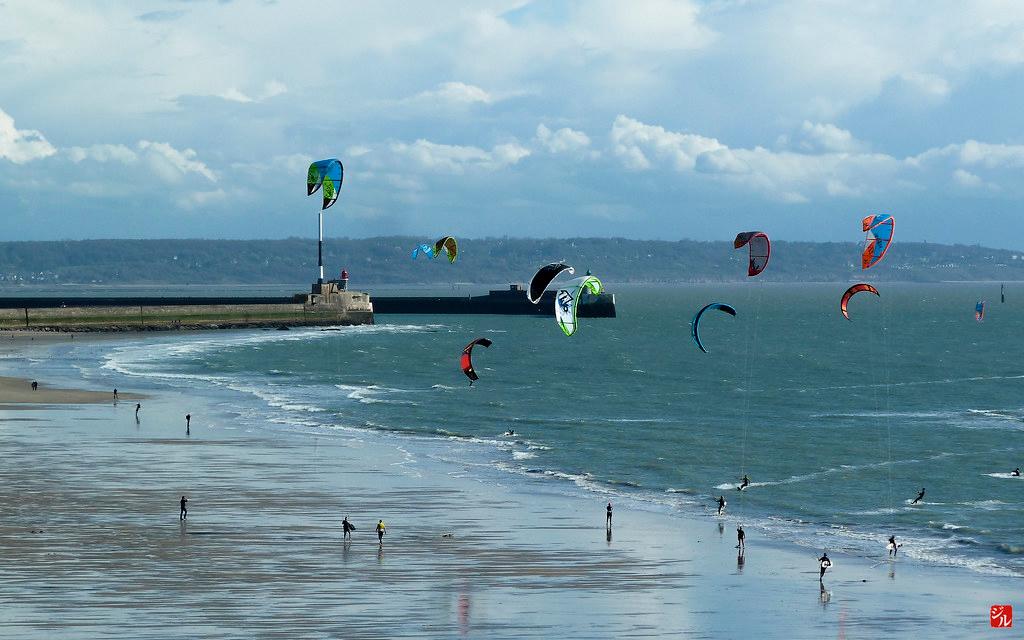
0 237 1022 285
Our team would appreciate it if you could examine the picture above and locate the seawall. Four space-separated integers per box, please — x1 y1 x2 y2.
0 293 374 332
371 287 616 317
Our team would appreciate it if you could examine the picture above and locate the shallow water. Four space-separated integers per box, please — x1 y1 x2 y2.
50 282 1024 577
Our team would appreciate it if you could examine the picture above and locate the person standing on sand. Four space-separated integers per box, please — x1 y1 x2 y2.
342 516 354 539
186 414 191 434
135 403 141 419
737 526 745 551
180 496 188 520
911 487 925 504
376 520 386 544
113 389 118 403
31 381 37 391
606 502 612 528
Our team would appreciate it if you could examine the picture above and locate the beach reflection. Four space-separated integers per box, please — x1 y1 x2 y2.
458 592 470 636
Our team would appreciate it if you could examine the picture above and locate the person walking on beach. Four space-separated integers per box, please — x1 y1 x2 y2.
180 495 188 520
716 495 727 516
30 381 37 391
911 487 925 504
888 535 899 557
737 526 745 551
185 413 191 434
342 516 354 539
818 552 831 581
376 520 386 544
606 502 613 528
135 403 141 419
113 388 118 403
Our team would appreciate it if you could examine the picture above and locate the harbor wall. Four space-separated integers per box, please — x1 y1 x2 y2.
0 293 373 332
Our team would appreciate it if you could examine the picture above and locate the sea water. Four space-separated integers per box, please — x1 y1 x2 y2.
32 283 1024 577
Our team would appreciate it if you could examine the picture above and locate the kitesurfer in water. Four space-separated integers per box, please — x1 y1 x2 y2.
911 487 925 504
376 520 386 544
739 474 750 491
503 430 515 437
716 496 727 516
888 535 899 557
1012 468 1021 477
818 552 831 581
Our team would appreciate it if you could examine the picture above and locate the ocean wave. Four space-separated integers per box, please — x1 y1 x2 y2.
101 324 445 380
775 373 1024 394
961 499 1010 510
512 451 536 460
984 472 1023 479
335 384 418 406
967 409 1020 420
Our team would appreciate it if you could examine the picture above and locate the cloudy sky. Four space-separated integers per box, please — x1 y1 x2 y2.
3 0 1024 247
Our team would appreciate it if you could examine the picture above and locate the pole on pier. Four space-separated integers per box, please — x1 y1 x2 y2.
318 210 324 285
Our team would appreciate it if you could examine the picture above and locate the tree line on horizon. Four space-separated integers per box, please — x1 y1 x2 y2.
0 237 1022 285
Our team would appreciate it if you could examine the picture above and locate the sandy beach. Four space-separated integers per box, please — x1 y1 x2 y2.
0 375 144 404
0 337 1018 638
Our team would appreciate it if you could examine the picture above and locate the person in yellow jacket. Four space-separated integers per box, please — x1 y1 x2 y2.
376 520 386 544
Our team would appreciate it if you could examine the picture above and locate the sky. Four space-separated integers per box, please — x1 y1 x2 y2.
3 1 1024 247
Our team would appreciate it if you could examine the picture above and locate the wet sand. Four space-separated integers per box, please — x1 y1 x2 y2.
0 373 1018 637
0 375 144 404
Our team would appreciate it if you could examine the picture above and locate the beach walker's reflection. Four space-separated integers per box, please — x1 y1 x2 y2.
736 549 745 573
819 581 831 605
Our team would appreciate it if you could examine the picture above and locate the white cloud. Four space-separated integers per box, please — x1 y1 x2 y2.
611 114 1024 202
536 124 591 154
573 0 716 53
138 140 216 183
909 140 1024 170
177 188 227 209
952 168 983 188
217 80 288 104
796 121 865 153
390 138 530 173
0 108 56 164
611 115 900 201
67 144 137 164
610 115 725 171
897 72 951 100
411 81 494 105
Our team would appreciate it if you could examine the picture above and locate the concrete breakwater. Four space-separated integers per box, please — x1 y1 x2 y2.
371 284 617 317
0 291 374 332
